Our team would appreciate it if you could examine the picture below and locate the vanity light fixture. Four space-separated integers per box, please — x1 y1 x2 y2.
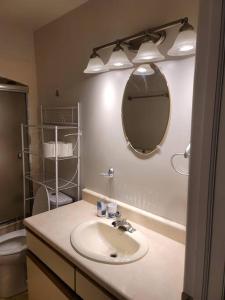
167 19 196 56
132 40 164 63
106 43 133 70
133 64 155 76
84 51 108 73
84 17 196 74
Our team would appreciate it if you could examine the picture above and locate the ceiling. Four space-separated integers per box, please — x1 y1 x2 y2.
0 0 88 31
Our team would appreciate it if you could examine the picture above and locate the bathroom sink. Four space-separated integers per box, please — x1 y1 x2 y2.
70 219 149 264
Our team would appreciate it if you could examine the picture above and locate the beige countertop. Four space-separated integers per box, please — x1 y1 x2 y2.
24 200 185 300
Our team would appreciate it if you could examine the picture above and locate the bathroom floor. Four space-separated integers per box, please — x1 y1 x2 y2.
0 292 28 300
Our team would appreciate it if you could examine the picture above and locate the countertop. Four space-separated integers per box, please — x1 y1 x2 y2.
24 200 185 300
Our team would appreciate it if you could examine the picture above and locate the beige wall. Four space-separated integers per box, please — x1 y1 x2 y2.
0 21 38 124
80 57 194 225
0 21 40 185
34 0 198 224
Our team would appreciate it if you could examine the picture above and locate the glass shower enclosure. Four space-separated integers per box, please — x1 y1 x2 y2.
0 83 28 224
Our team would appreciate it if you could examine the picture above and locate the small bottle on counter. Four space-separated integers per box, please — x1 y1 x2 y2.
97 200 107 217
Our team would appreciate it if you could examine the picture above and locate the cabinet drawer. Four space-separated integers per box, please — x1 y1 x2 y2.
27 230 75 290
76 270 114 300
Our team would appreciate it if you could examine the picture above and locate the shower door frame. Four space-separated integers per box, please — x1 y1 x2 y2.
183 0 225 299
0 83 29 225
0 84 28 94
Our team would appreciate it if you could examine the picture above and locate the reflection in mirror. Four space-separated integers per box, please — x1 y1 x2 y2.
122 64 170 156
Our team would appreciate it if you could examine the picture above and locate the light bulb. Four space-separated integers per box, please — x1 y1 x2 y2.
179 45 194 52
132 40 165 63
167 22 196 56
106 45 133 70
133 64 155 76
114 62 124 67
84 52 108 74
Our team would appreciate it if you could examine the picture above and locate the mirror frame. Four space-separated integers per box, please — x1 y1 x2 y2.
121 64 171 158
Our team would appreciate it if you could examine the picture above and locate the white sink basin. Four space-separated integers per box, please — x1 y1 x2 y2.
70 219 149 264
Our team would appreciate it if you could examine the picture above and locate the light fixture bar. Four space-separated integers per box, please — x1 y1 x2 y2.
149 17 188 33
93 17 189 52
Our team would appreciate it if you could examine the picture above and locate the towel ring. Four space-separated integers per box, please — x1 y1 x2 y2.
170 153 189 176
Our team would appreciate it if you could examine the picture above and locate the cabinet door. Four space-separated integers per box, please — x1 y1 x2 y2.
27 255 80 300
27 231 75 290
76 270 114 300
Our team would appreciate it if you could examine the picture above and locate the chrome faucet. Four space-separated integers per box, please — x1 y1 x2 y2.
112 214 136 233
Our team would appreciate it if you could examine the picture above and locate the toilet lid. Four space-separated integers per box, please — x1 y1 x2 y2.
49 191 73 206
0 229 27 256
32 185 50 215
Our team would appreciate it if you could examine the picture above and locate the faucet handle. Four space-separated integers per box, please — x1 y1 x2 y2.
115 211 122 219
115 212 127 223
112 212 124 227
99 168 114 178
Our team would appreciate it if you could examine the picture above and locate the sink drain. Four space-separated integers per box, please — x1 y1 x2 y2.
110 253 118 258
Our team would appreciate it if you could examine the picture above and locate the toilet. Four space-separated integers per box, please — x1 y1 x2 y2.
0 186 71 297
0 229 27 298
0 186 50 298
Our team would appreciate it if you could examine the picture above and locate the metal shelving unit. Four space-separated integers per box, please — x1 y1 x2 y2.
21 103 81 217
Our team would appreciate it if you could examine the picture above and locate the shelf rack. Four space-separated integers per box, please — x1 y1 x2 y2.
21 103 81 218
24 174 78 192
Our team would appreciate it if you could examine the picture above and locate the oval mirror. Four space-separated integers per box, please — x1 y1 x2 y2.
122 64 170 156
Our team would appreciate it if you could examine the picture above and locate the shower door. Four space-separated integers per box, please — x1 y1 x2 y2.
0 89 27 223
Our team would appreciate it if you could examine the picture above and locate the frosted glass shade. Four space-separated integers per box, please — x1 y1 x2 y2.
84 56 108 73
132 41 165 63
106 49 133 69
167 30 196 56
133 64 155 76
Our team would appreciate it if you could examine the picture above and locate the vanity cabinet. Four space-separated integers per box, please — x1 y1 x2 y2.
76 270 113 300
26 230 115 300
